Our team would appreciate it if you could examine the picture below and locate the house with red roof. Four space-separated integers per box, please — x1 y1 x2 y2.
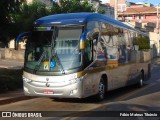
118 3 158 25
117 1 160 57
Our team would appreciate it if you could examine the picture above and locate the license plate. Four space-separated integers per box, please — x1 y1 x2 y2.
43 90 54 94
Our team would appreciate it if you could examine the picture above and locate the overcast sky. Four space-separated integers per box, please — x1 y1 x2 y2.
101 0 159 5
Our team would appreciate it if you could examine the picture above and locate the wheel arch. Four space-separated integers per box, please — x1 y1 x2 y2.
140 69 145 80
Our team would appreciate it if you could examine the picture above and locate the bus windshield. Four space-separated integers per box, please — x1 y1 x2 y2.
25 26 83 73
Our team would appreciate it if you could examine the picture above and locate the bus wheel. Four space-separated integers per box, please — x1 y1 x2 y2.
95 78 106 101
138 72 144 87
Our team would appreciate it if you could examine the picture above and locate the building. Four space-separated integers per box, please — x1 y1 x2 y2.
109 0 127 12
116 1 160 33
8 38 26 50
107 0 160 56
88 0 114 18
102 3 114 18
88 0 101 12
118 2 160 56
118 4 159 25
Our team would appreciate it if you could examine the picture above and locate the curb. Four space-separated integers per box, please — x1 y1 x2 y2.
0 65 10 69
0 96 36 105
0 65 23 70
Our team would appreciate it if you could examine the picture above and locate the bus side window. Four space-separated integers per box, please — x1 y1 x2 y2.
93 39 97 60
84 40 92 67
101 23 119 60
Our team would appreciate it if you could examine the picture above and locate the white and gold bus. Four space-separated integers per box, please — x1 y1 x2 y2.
20 13 151 101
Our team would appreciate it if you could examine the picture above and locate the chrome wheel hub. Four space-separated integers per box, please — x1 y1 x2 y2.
99 82 105 99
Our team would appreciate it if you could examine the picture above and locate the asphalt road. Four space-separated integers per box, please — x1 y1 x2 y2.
0 59 160 120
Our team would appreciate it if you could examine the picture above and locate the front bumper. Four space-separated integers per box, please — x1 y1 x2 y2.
23 80 83 98
23 71 84 98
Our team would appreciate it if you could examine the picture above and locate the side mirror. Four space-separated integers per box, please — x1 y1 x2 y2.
15 32 29 50
15 41 19 50
79 30 93 50
80 40 85 50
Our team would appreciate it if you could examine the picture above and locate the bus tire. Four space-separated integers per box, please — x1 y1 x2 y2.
95 78 106 101
137 72 144 88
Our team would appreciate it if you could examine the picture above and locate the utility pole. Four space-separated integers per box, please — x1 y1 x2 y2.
114 0 118 20
157 4 160 56
157 4 159 32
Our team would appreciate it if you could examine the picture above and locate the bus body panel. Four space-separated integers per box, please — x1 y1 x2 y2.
23 71 84 98
81 69 109 98
22 13 151 99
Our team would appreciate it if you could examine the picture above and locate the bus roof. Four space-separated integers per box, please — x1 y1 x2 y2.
34 12 147 36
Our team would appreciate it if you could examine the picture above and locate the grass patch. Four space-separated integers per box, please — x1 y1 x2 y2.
0 69 23 92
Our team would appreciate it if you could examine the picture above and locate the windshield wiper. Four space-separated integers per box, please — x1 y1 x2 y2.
50 27 65 74
53 51 65 74
34 50 46 73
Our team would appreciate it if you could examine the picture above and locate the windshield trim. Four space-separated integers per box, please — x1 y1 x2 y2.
24 65 82 76
25 25 84 73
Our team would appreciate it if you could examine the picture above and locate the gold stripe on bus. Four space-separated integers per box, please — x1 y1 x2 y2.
77 61 146 78
77 66 121 77
80 41 85 49
77 66 108 78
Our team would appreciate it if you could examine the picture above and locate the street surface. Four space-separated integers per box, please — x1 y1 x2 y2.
0 59 160 120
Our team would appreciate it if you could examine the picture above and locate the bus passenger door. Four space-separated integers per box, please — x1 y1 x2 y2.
82 39 97 97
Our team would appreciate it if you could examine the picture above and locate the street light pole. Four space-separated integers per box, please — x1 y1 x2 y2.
157 4 159 31
157 4 160 56
115 0 118 20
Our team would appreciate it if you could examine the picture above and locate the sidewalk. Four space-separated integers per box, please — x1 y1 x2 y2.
0 59 24 69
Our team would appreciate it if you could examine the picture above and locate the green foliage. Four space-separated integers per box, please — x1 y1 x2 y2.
0 0 25 45
133 36 150 50
0 0 94 45
98 9 106 14
12 0 50 33
51 0 93 13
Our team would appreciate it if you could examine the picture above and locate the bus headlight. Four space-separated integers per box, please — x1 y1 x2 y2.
69 76 84 85
69 78 80 84
23 76 32 83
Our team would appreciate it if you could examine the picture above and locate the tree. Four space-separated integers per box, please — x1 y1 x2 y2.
0 0 94 46
51 0 94 13
0 0 25 45
12 0 51 33
133 36 150 50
